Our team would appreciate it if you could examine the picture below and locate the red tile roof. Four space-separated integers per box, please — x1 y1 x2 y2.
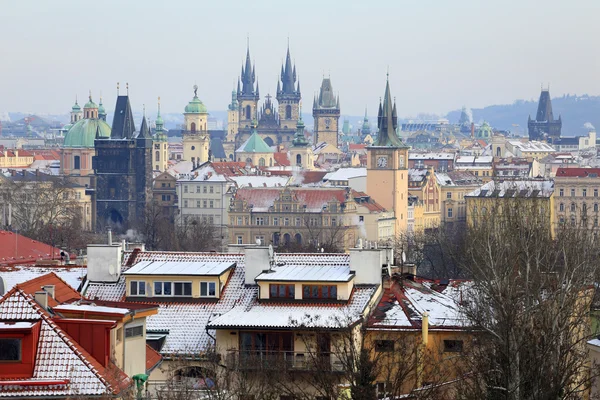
145 345 163 373
235 187 348 212
301 170 328 184
349 144 366 151
351 190 387 212
210 161 247 176
274 152 291 166
15 272 81 307
555 167 600 178
0 231 66 266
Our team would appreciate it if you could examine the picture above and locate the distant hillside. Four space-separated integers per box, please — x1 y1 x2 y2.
446 94 600 137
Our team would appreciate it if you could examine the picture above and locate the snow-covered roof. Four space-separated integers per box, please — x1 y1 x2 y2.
0 265 86 295
466 179 554 198
124 260 235 276
508 140 556 152
323 167 367 182
408 168 429 183
229 175 290 188
368 278 469 329
53 303 130 315
409 152 455 160
85 251 378 355
455 155 493 165
255 264 354 282
0 289 130 397
207 285 376 330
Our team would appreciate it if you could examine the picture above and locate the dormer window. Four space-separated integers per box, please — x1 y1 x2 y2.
0 338 21 361
303 285 337 300
200 282 216 297
130 281 146 296
269 284 295 299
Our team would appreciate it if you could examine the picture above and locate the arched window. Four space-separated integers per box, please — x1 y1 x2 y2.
285 105 292 119
496 147 501 157
155 151 160 161
246 105 251 120
295 233 302 244
259 158 265 167
190 122 196 132
283 233 291 245
571 203 576 212
559 203 564 212
229 154 234 160
296 154 302 166
246 158 252 164
269 158 273 167
73 155 80 170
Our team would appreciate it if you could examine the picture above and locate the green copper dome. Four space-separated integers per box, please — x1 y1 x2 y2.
72 101 81 112
185 95 207 114
64 118 111 148
98 100 106 116
84 98 98 109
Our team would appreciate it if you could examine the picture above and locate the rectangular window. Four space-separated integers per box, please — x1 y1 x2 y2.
448 208 453 218
269 284 295 299
256 217 264 225
174 282 192 296
273 217 279 226
184 185 188 193
196 186 201 193
130 281 146 296
443 340 463 353
595 189 598 197
284 218 290 226
295 217 301 226
0 338 21 361
237 236 243 244
559 189 564 197
331 217 337 226
446 192 452 199
255 235 265 245
359 216 364 222
125 325 143 338
374 340 394 352
154 281 172 296
203 186 207 193
200 281 217 297
237 217 243 225
571 188 576 197
183 200 188 208
209 186 214 193
209 200 214 208
196 200 201 208
583 189 587 197
203 200 207 208
302 285 338 299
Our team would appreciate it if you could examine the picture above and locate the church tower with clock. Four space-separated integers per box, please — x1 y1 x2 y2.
313 77 340 148
366 77 409 236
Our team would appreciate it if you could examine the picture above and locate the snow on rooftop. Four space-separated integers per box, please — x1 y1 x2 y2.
466 179 554 198
124 260 235 276
230 175 290 188
54 303 130 314
0 265 85 295
323 167 367 182
0 321 36 329
508 140 556 152
409 152 455 160
256 264 354 282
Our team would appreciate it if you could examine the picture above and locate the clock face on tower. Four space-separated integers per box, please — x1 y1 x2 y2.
377 156 388 168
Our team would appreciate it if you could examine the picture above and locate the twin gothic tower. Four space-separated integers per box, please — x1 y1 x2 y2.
223 43 340 160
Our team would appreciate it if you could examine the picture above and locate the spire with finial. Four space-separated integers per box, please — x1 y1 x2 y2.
155 96 166 141
293 101 309 147
239 38 257 98
374 75 405 147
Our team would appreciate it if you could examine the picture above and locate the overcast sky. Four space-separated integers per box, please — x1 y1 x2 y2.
2 0 599 118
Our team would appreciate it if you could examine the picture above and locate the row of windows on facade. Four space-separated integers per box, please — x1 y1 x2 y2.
558 188 600 197
155 151 167 162
232 215 347 227
183 185 220 194
243 104 293 120
558 203 600 212
238 232 303 245
558 215 600 226
130 280 217 297
269 284 338 299
182 199 219 208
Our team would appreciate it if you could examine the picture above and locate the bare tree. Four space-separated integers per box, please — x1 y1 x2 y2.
454 198 600 400
175 217 221 252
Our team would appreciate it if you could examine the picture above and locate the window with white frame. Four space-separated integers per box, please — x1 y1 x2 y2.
200 281 216 297
125 325 143 338
154 281 172 296
184 185 188 193
129 281 146 296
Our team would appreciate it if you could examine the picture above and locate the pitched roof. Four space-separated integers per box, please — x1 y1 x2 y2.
555 167 600 178
368 277 470 330
0 288 131 396
14 272 81 307
0 231 68 266
234 187 348 212
145 344 162 374
110 96 135 139
236 132 274 154
0 265 86 295
466 179 554 198
274 152 291 166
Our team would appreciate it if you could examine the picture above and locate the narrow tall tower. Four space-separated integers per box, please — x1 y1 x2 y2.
237 41 259 130
528 87 562 142
289 106 315 170
70 97 83 124
224 89 239 160
153 97 169 172
276 44 301 131
312 77 340 148
182 85 210 166
366 76 410 236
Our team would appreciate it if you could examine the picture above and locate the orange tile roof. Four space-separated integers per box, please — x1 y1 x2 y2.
274 152 291 166
15 272 81 307
145 345 163 373
0 231 66 266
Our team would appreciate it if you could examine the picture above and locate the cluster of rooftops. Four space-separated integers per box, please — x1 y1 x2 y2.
0 242 468 396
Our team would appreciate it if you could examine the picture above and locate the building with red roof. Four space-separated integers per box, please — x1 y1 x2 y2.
0 231 68 266
554 167 600 229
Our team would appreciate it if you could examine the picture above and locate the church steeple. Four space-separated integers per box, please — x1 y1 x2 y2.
293 106 309 147
239 41 258 99
375 76 406 147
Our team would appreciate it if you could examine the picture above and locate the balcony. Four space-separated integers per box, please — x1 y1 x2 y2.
225 350 345 373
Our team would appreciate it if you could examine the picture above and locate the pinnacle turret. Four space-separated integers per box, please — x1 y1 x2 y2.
374 77 406 147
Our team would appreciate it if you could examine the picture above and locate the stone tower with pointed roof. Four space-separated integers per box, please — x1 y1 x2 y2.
366 77 410 236
182 85 210 166
276 44 301 133
93 93 152 232
224 89 239 160
313 77 340 148
361 108 371 136
528 88 562 142
289 113 315 170
238 42 260 131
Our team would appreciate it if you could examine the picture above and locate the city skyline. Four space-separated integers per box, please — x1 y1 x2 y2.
2 0 599 117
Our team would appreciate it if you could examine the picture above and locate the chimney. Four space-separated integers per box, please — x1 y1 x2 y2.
422 312 429 345
244 246 269 285
107 228 112 245
42 285 55 299
349 247 383 285
35 291 48 310
87 241 123 283
471 123 475 138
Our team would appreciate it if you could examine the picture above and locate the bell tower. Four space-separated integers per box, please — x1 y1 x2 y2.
313 77 340 147
276 44 301 131
224 89 239 161
366 76 409 236
182 85 210 166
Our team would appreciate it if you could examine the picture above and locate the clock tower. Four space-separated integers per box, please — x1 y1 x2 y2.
366 77 409 236
313 77 340 148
